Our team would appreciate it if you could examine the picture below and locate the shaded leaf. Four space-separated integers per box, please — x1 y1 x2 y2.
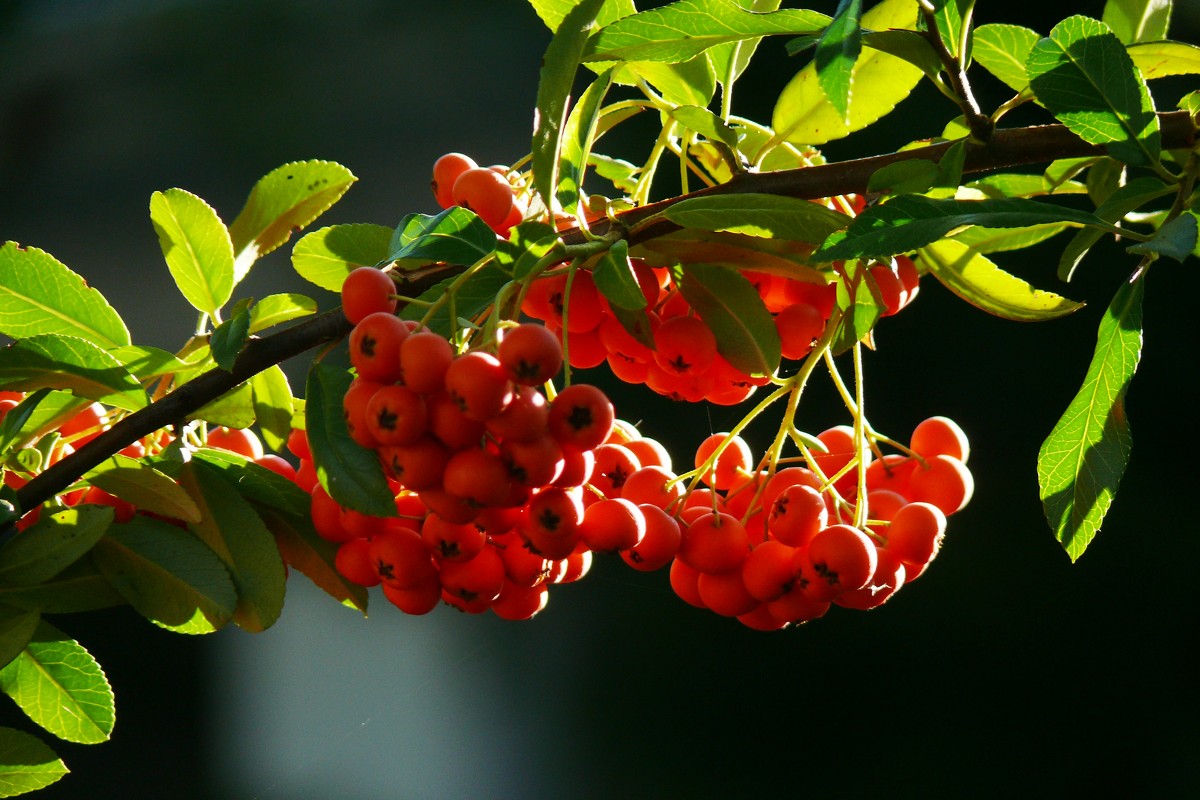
0 506 114 587
398 264 510 339
0 607 39 671
0 726 68 796
0 243 129 349
149 189 234 316
1058 176 1173 280
527 0 634 33
228 160 356 285
92 515 236 634
191 449 311 518
496 222 561 283
917 239 1085 321
259 506 368 615
659 194 850 244
1038 278 1143 560
304 363 396 518
107 345 187 381
1126 212 1198 261
676 263 780 376
558 68 615 212
179 460 286 632
815 0 863 122
592 241 645 310
387 208 496 266
0 560 125 614
814 195 1117 262
209 303 252 373
0 620 113 744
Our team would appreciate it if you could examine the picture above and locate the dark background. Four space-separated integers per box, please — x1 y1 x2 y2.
2 1 1199 798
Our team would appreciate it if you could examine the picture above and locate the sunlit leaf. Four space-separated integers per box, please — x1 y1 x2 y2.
972 24 1041 93
0 243 130 349
84 454 201 523
592 241 645 310
0 620 113 744
292 223 393 293
1103 0 1172 44
228 160 356 285
659 194 850 244
1128 40 1200 80
558 68 615 213
527 0 634 33
209 302 251 373
708 0 784 88
149 188 234 317
1026 15 1160 167
1038 278 1143 560
583 0 829 63
247 293 318 334
249 365 294 453
0 335 146 412
670 106 739 149
387 208 497 266
917 239 1084 321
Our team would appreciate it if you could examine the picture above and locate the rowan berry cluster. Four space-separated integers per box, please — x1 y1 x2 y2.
656 415 972 631
430 152 526 237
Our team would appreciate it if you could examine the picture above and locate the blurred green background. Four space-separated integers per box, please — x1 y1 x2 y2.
2 1 1199 798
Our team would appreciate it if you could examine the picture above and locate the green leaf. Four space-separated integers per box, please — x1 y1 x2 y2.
193 381 255 429
917 239 1085 321
249 365 294 453
676 263 780 376
972 24 1041 93
148 189 234 317
1038 278 1143 560
815 0 863 123
0 335 147 412
259 506 368 615
248 293 318 334
178 460 286 632
592 241 645 310
388 208 497 266
1128 40 1200 80
398 264 510 339
867 159 939 195
0 620 114 744
84 454 201 523
0 726 68 796
496 222 561 283
1103 0 1172 44
660 194 851 244
1060 176 1175 280
558 69 615 213
209 303 252 373
708 0 784 89
966 172 1086 199
859 29 945 80
291 223 393 293
616 58 717 108
590 153 641 195
0 391 52 457
635 228 828 280
830 260 883 353
534 0 608 216
228 160 356 285
583 0 829 63
0 243 130 349
527 0 634 33
92 515 237 634
0 506 114 587
1026 15 1160 167
670 106 739 150
0 607 39 671
1044 156 1101 191
191 449 310 518
814 195 1118 262
0 560 125 614
304 363 396 518
929 0 972 60
107 345 187 381
1127 211 1198 261
772 0 922 146
950 224 1068 253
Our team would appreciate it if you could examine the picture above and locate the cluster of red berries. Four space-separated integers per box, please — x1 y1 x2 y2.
430 152 526 237
621 415 974 631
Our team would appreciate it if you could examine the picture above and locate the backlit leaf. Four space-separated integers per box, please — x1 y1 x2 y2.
0 335 147 412
387 208 497 266
228 160 356 285
1026 15 1160 167
1128 40 1200 80
249 365 294 453
1103 0 1172 44
659 194 850 244
84 454 201 523
149 188 234 317
247 293 318 334
917 239 1084 321
973 24 1041 93
772 0 921 146
292 223 393 293
1038 278 1143 560
0 620 113 744
0 726 68 796
0 243 129 349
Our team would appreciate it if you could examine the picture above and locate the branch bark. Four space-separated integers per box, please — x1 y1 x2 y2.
11 111 1197 515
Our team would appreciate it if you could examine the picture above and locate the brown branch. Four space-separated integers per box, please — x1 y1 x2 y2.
9 111 1197 517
